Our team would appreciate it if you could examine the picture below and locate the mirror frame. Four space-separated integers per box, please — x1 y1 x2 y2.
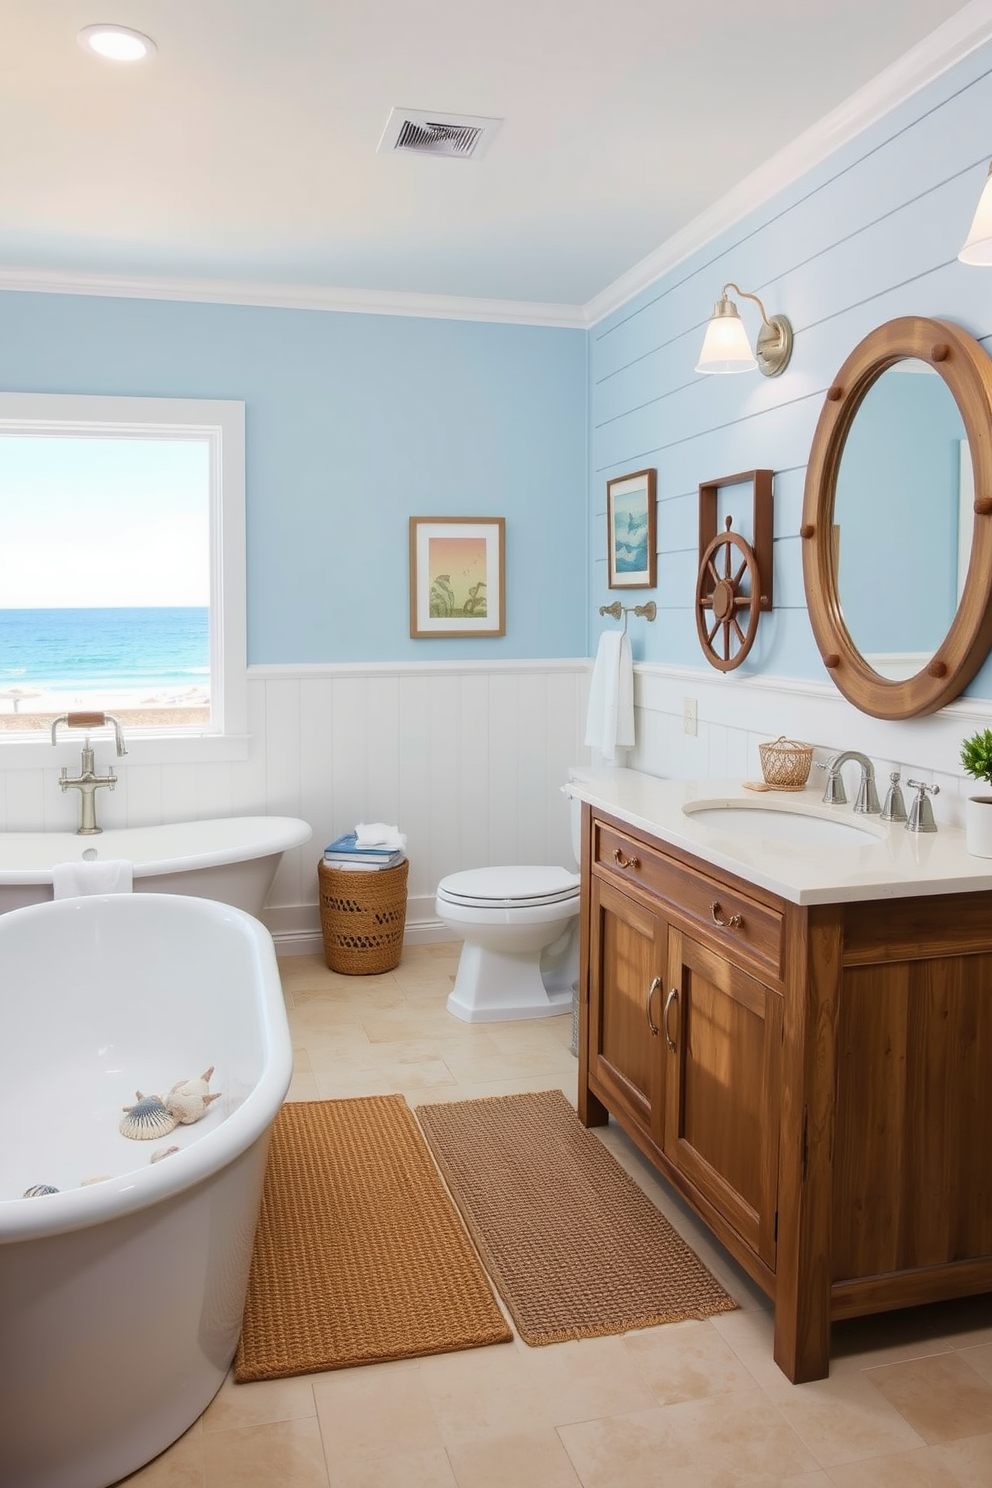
801 316 992 719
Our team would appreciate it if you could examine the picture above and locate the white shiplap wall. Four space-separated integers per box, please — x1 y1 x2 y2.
588 36 992 804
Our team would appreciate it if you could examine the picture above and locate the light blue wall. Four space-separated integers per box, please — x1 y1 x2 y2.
0 293 588 663
588 40 992 696
6 37 992 689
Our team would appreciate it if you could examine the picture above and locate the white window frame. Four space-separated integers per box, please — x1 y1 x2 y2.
0 392 248 767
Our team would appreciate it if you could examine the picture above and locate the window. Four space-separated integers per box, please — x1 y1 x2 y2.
0 393 246 761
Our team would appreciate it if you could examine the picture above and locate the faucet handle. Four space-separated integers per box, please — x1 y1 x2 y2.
906 780 939 834
880 771 908 823
815 759 847 805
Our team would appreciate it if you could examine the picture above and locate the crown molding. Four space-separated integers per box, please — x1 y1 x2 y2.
2 5 990 333
0 264 587 329
583 0 992 327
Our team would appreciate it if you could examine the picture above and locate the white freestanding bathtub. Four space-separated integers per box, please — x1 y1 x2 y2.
0 893 294 1488
0 815 312 915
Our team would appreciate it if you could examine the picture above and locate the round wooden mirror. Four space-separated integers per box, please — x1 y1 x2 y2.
801 316 992 718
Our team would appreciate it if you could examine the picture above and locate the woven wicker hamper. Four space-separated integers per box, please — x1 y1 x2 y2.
318 856 408 974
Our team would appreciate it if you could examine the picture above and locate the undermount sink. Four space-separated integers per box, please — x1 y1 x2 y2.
682 798 885 847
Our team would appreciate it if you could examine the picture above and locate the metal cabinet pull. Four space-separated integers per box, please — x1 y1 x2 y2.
613 848 640 870
710 901 743 929
663 987 678 1052
646 975 662 1034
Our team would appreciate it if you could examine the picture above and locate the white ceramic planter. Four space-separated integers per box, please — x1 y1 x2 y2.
965 795 992 857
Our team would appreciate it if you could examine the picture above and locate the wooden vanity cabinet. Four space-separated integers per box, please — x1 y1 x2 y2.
579 810 785 1295
577 803 992 1384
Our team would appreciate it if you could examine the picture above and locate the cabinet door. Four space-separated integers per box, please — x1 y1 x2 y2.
663 928 782 1268
587 873 666 1149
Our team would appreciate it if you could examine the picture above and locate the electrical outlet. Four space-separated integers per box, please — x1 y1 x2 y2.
683 697 698 736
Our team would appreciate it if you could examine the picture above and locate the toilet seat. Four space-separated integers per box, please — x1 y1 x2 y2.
437 865 580 910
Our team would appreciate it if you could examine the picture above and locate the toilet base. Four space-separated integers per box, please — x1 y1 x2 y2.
446 941 574 1023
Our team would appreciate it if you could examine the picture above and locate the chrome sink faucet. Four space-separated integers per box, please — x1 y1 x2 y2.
51 711 127 836
818 750 881 814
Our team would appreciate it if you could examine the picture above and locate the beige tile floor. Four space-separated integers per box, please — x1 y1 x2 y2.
121 942 992 1488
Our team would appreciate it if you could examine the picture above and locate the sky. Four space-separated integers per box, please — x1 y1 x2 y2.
0 434 210 607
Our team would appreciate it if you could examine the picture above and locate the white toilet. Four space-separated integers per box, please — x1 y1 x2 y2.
436 790 583 1024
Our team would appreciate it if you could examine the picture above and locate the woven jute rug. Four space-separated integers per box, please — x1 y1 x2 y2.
234 1095 511 1381
415 1088 737 1346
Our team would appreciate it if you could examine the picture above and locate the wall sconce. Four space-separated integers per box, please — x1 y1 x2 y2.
959 161 992 264
695 283 793 377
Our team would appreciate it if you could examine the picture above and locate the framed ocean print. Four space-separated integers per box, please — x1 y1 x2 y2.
607 468 657 589
409 516 506 638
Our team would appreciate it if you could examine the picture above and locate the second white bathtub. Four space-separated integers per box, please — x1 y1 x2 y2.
0 814 312 915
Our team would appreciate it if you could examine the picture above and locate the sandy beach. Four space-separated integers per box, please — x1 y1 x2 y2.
0 686 211 732
1 706 211 731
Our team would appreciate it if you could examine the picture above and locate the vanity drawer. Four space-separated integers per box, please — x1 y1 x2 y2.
592 818 784 980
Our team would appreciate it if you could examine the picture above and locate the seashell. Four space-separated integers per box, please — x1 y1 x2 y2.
164 1066 221 1125
23 1184 59 1197
150 1145 180 1163
80 1175 111 1186
120 1091 179 1141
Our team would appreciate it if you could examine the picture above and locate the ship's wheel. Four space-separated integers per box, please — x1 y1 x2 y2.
695 517 761 672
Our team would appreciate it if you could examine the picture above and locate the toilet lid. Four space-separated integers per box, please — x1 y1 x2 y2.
437 865 581 908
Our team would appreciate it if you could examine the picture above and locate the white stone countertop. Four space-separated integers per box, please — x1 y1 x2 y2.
564 767 992 906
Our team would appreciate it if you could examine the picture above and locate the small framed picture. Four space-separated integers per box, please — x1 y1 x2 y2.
606 469 657 589
409 516 506 638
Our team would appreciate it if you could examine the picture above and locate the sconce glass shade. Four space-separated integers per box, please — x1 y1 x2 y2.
695 295 758 374
959 161 992 264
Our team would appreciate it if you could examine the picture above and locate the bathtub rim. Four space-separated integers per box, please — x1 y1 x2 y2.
0 892 293 1245
0 814 311 883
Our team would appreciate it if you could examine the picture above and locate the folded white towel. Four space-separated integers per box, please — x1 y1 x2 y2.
584 631 635 762
52 859 133 899
354 822 407 851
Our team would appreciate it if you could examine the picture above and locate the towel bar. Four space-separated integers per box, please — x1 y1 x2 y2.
598 600 657 632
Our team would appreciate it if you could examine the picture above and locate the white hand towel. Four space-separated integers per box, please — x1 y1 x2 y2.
52 859 133 899
354 822 407 851
584 631 635 761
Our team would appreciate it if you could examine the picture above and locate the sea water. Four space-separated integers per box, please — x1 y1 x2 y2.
0 607 209 702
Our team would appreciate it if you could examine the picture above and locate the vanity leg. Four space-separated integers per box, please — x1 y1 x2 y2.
578 1083 609 1128
774 907 842 1382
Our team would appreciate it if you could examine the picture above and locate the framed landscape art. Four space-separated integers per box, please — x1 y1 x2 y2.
409 516 506 638
606 468 656 589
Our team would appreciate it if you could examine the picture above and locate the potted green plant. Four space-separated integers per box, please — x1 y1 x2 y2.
960 727 992 856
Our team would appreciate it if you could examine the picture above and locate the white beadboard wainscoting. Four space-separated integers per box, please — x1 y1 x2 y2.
1 658 986 955
257 661 591 951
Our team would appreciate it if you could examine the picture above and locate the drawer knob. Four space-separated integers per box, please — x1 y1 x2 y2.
710 901 743 929
613 848 640 870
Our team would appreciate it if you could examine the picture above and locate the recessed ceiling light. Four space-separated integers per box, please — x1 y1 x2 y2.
77 24 157 61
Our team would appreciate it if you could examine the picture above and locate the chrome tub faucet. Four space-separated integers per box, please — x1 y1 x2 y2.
50 711 127 835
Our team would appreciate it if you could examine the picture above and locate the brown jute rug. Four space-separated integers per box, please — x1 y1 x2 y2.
415 1088 737 1346
234 1095 511 1381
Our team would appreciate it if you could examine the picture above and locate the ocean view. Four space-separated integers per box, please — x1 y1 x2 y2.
0 606 209 709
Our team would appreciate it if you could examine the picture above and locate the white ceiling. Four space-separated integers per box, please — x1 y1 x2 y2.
0 1 984 318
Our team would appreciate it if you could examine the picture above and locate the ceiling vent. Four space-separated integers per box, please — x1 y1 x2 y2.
377 108 502 160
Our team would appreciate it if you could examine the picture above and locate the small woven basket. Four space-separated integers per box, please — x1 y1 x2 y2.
318 857 409 974
758 736 814 791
